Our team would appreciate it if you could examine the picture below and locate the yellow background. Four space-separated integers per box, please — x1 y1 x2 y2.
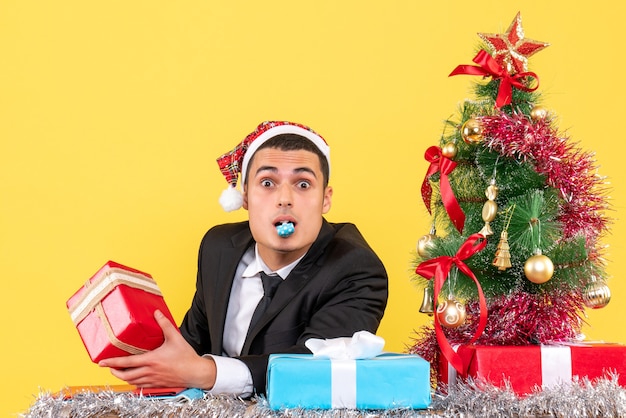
1 1 625 416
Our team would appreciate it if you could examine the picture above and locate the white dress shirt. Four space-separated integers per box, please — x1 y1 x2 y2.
207 244 303 396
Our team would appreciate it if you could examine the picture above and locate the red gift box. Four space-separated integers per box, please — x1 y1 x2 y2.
66 261 177 363
439 343 626 396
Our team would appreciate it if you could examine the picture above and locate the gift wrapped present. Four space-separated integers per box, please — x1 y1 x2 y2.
66 261 177 363
267 331 431 410
439 343 626 396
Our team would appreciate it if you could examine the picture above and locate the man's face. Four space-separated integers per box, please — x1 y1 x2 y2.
243 147 332 269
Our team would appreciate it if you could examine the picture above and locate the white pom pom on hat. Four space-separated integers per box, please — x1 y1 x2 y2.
215 121 331 212
218 185 244 212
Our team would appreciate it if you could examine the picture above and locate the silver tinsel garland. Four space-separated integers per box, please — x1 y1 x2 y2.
22 376 626 418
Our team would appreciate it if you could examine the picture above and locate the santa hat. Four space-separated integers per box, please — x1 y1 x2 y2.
216 121 331 211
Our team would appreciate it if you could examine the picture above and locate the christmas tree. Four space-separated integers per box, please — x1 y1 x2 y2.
408 12 611 376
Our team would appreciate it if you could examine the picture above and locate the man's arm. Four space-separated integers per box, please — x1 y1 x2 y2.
98 310 217 390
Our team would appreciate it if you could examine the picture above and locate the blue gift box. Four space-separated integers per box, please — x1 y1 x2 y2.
266 353 431 410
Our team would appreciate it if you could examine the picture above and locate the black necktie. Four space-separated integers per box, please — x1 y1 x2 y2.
248 272 282 331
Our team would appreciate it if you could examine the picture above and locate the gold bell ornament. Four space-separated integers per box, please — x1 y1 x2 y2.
418 286 435 315
583 276 611 309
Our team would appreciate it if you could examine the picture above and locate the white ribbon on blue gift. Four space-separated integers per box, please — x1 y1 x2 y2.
305 331 385 409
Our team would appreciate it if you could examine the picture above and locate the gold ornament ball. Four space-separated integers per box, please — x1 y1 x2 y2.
583 282 611 309
461 118 483 144
441 142 458 159
436 298 466 329
530 105 550 121
417 234 436 257
524 254 554 284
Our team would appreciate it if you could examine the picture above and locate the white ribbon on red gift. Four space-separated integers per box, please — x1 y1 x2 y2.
540 345 572 389
446 345 462 391
305 331 385 409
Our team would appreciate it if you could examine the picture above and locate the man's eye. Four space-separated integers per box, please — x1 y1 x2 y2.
261 179 274 187
297 181 311 189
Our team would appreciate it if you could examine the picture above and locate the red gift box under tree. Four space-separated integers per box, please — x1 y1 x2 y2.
438 343 626 396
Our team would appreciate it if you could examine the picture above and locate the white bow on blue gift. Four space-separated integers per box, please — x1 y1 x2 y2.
305 330 385 360
304 331 386 408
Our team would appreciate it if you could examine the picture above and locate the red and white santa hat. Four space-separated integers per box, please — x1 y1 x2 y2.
216 121 331 211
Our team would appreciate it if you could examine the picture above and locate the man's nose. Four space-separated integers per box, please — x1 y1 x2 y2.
277 184 293 207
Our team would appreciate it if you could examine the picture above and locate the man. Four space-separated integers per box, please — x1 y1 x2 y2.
99 121 389 396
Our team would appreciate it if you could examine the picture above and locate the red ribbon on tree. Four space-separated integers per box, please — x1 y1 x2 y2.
415 233 488 375
449 49 539 108
421 146 466 233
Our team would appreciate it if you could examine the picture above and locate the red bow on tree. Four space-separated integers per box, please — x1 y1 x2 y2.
416 233 488 375
421 146 465 234
449 50 539 108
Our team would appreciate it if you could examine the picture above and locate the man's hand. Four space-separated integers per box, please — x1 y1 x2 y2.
99 310 217 389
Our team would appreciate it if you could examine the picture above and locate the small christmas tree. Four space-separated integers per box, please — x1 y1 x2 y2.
408 12 611 376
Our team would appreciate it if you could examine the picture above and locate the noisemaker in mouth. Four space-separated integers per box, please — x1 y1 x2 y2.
276 221 295 238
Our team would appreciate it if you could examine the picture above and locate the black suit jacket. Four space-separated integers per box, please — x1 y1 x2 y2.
179 219 388 395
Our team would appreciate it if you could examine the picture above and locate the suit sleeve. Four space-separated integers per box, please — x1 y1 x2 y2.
179 231 213 355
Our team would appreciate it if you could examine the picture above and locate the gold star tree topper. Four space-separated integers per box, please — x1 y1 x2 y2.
478 12 549 75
